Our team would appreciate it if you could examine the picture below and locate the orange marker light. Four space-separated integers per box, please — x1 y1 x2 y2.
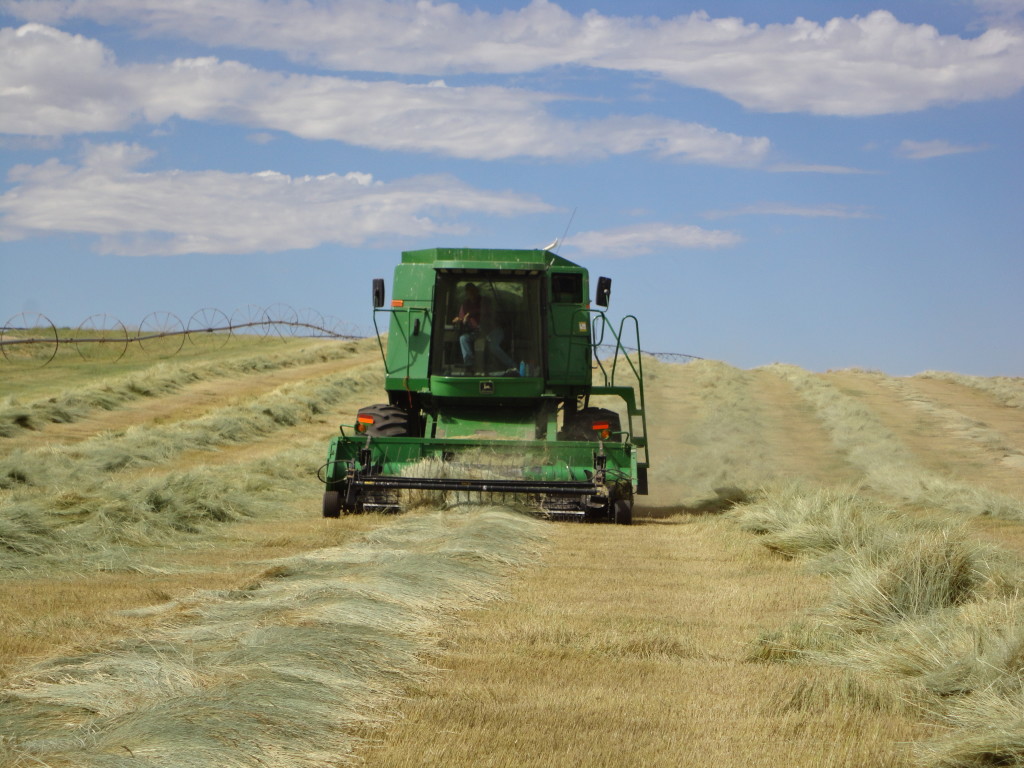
391 299 404 307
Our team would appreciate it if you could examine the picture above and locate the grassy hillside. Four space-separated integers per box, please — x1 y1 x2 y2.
1 340 1022 767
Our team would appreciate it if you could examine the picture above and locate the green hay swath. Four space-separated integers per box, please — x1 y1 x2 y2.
0 506 547 768
0 437 332 571
735 483 1024 767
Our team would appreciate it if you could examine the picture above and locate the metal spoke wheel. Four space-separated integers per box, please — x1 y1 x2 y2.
136 311 185 357
263 303 297 341
187 307 232 349
1 313 59 366
230 305 271 337
74 314 129 362
293 307 327 337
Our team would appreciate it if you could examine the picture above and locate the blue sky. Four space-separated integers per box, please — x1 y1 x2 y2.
1 0 1021 375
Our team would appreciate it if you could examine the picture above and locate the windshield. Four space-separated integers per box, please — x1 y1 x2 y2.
432 274 543 377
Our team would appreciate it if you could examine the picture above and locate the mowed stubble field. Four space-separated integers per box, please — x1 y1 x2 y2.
1 335 1022 767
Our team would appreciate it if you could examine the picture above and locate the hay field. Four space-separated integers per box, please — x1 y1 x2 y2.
1 341 1022 767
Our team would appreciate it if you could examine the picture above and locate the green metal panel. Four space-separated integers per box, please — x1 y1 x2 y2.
429 376 544 400
324 434 635 489
381 261 435 392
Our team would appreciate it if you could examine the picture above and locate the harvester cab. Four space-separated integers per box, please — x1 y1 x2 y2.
319 247 649 523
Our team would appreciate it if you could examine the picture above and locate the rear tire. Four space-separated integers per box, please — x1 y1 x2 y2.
613 498 633 525
322 490 342 518
357 404 412 437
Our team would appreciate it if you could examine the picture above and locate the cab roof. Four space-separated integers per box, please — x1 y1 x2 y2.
401 248 582 271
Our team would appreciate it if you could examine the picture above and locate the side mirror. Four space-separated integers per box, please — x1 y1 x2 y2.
372 278 385 308
595 276 612 308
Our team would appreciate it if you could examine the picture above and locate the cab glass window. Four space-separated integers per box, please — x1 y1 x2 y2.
550 272 583 303
432 274 543 376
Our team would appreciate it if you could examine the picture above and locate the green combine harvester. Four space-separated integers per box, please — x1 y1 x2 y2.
319 247 648 523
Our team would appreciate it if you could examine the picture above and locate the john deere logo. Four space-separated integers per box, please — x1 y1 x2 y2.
479 381 495 394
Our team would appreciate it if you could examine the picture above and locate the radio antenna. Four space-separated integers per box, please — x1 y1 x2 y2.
558 207 577 249
543 207 577 252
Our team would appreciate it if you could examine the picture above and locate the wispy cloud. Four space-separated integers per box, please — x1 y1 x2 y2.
896 139 989 159
566 223 742 257
768 163 876 175
703 203 874 219
0 24 769 165
5 2 1023 115
972 0 1024 24
0 143 554 255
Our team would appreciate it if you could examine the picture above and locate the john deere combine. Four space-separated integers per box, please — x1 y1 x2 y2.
319 247 648 523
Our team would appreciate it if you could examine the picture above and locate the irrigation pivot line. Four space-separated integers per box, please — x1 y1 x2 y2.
1 308 703 367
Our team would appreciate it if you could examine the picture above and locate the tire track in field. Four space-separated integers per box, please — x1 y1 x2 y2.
643 360 859 511
747 368 862 487
353 516 927 768
766 365 1022 518
641 359 770 510
906 375 1024 464
823 370 1024 499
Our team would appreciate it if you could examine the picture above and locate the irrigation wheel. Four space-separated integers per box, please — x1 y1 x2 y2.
187 307 232 349
73 314 129 362
263 302 298 341
294 307 327 337
136 311 186 357
1 313 59 366
230 305 271 337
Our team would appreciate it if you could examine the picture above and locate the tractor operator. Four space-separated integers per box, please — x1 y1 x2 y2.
453 282 515 371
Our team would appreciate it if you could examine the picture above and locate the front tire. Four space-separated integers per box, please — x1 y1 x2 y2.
356 404 413 437
561 407 623 442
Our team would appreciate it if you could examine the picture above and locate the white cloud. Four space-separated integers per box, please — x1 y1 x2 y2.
0 24 137 134
703 203 873 219
5 2 1023 115
567 223 742 257
0 24 768 165
0 143 554 255
896 139 989 159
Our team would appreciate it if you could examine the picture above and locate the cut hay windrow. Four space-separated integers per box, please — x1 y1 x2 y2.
0 438 329 570
0 366 380 490
766 364 1024 520
0 339 370 438
735 484 1024 767
0 506 547 768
